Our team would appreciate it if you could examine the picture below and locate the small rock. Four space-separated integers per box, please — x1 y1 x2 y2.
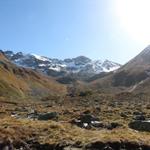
102 145 114 150
133 111 144 115
120 112 128 118
106 122 122 130
38 112 58 121
133 115 146 121
71 114 100 129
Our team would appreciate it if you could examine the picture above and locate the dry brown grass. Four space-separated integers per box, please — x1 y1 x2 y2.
0 117 149 146
0 53 67 99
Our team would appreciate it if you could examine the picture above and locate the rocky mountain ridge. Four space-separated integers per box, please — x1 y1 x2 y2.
2 50 121 79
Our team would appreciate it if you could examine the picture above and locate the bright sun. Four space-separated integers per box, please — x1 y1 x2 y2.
114 0 150 45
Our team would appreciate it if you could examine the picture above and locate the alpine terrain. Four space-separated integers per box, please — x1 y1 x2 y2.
0 46 150 149
3 50 121 79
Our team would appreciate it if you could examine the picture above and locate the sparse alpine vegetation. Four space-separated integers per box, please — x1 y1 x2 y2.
0 46 150 149
0 51 67 100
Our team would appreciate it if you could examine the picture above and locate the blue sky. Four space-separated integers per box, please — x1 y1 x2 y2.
0 0 147 64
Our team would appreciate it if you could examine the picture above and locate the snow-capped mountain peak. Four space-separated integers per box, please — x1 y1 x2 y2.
3 50 121 78
31 54 51 62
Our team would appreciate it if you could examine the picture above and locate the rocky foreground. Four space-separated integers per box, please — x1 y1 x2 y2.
1 139 150 150
0 93 150 150
0 117 150 150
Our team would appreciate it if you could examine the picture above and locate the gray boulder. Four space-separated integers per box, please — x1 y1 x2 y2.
38 112 58 121
79 114 100 124
129 120 150 132
106 122 122 130
71 114 101 128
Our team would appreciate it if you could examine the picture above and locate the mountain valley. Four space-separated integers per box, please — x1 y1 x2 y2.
0 47 150 149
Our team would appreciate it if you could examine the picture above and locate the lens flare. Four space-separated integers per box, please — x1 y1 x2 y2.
114 0 150 45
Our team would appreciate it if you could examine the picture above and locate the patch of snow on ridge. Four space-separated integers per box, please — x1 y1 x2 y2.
49 66 61 71
31 54 50 62
103 66 120 72
39 64 46 67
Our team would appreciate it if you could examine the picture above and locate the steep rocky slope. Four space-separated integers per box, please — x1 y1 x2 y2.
89 45 150 94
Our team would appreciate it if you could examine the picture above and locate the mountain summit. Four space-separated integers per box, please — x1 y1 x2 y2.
3 50 121 79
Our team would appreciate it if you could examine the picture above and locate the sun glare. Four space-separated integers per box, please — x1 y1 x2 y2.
115 0 150 45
